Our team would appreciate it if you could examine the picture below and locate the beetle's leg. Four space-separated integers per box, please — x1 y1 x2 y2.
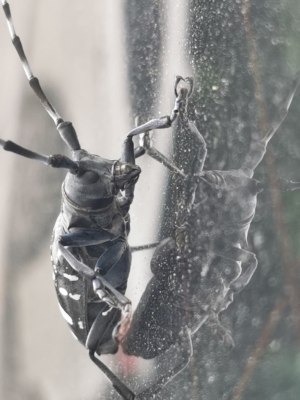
134 135 182 175
86 307 121 355
118 138 140 213
134 131 186 178
1 1 81 151
126 77 192 140
241 76 300 177
135 328 193 400
130 241 160 252
140 133 186 177
59 229 116 247
120 78 194 212
58 242 96 280
89 351 135 400
58 241 131 310
58 232 131 310
94 238 129 289
134 111 207 179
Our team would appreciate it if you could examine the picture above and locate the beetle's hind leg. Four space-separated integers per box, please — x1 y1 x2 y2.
88 349 135 400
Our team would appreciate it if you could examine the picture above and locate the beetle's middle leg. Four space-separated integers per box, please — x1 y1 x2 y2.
89 350 135 400
58 230 131 310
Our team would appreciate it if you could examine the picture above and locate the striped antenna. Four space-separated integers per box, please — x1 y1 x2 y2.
2 1 62 126
1 1 81 151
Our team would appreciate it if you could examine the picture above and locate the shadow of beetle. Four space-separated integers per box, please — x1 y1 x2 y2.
122 76 300 399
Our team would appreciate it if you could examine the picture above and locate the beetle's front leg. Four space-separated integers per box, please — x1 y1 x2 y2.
135 132 186 177
133 93 208 179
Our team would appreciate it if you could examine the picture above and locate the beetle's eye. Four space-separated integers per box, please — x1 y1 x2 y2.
114 161 131 176
113 161 141 189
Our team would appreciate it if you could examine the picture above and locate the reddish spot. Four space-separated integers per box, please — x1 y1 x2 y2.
116 346 139 375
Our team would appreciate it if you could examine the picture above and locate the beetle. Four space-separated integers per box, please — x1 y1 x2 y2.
0 2 190 399
121 75 300 398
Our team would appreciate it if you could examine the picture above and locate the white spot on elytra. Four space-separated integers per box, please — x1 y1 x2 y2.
78 321 84 329
59 287 68 297
58 304 73 325
63 273 79 282
69 293 81 301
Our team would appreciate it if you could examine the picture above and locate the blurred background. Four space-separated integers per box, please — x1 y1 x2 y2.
0 0 300 399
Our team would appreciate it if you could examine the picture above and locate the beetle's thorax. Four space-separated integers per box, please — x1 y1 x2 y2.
64 150 116 209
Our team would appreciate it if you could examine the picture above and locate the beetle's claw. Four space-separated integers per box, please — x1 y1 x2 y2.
174 76 194 98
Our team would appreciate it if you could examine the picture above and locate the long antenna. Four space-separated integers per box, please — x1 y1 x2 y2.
1 1 81 151
0 138 79 173
2 0 62 126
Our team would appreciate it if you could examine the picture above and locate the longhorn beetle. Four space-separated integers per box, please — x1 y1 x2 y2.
0 2 191 399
